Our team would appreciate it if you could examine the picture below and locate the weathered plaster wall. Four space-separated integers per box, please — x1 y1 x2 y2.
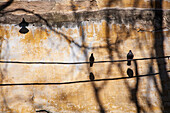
0 20 169 113
1 0 170 10
0 0 170 113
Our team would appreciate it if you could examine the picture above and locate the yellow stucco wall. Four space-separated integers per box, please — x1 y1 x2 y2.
0 19 169 112
0 0 170 113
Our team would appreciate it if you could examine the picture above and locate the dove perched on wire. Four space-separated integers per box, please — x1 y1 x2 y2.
89 53 95 67
89 72 95 81
127 50 134 66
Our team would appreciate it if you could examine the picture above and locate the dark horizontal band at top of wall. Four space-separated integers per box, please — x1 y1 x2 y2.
0 8 170 28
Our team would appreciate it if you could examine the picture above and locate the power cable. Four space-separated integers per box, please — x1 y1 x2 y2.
0 56 169 65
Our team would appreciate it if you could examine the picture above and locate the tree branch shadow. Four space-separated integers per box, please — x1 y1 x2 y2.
151 0 170 112
0 0 13 11
0 0 169 113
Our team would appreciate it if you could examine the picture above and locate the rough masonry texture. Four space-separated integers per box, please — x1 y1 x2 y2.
0 0 170 113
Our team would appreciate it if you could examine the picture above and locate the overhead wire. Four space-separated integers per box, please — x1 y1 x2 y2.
0 56 169 65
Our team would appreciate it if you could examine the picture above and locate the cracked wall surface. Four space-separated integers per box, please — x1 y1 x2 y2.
0 0 170 113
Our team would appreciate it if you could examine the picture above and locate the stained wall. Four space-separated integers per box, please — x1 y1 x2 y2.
0 0 170 113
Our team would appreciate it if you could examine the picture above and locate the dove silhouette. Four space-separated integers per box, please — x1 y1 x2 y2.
89 53 95 67
127 50 134 66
